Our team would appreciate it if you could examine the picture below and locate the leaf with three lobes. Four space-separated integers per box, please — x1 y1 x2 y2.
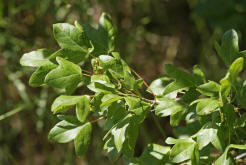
45 57 82 94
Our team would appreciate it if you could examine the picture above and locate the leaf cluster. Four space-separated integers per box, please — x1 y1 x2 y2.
20 13 246 164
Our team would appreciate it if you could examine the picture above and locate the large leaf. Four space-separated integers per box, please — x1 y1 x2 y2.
82 13 116 55
125 96 151 116
98 12 116 52
214 144 246 165
195 98 220 115
20 49 54 67
155 98 186 117
216 29 239 67
196 81 220 97
163 64 198 95
148 77 172 96
76 96 91 123
137 143 170 165
104 138 122 162
29 64 57 87
45 57 82 94
48 120 83 143
194 122 224 151
74 122 92 156
220 57 244 103
51 95 83 114
53 23 90 54
166 137 199 164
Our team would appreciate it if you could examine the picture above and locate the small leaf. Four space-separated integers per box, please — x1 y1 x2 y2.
48 120 83 143
45 57 82 94
74 122 92 156
20 49 54 67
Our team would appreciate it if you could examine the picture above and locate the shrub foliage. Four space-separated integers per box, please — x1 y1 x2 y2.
20 13 246 164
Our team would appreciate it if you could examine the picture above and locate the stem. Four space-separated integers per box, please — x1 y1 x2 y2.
82 69 93 75
82 73 92 77
129 67 156 99
90 116 104 124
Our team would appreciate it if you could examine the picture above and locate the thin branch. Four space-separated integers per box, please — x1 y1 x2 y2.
82 73 92 77
129 67 156 99
90 116 104 124
82 69 93 75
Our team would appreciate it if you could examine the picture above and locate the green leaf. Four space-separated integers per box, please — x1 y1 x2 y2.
104 138 121 162
195 98 220 115
125 96 151 116
122 121 139 157
29 64 57 87
196 81 220 97
112 122 129 152
20 49 54 67
82 13 116 55
155 98 186 117
148 77 172 96
221 104 236 130
51 95 83 114
53 23 90 54
193 65 206 84
76 96 91 123
236 113 246 127
217 29 239 67
194 122 224 151
74 122 92 156
49 48 89 64
170 109 187 127
166 138 198 164
48 120 83 143
164 64 198 94
137 143 170 165
100 94 122 109
214 144 246 165
45 57 82 94
57 114 81 125
87 74 115 93
98 12 116 52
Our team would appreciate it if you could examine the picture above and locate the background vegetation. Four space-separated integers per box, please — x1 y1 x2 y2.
1 0 246 164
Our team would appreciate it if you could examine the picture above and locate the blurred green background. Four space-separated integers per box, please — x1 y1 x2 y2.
1 0 246 164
